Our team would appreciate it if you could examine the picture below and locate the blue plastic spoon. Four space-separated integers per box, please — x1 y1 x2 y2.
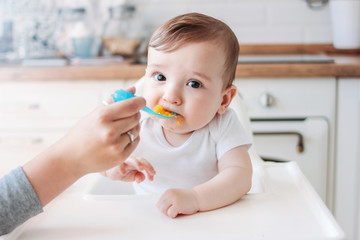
111 89 176 119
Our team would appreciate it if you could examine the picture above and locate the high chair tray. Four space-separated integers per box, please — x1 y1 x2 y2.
2 161 345 240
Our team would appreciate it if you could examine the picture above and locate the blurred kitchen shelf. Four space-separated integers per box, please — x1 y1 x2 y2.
237 54 334 64
0 44 360 81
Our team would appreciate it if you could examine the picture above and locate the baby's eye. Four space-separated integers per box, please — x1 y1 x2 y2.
187 80 202 89
154 73 166 81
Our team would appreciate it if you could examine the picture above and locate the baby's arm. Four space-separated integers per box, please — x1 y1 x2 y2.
192 145 252 210
102 156 156 183
156 145 252 218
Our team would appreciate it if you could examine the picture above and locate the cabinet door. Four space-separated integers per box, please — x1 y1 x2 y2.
234 78 336 208
234 78 336 118
336 78 360 240
0 81 101 129
0 130 67 177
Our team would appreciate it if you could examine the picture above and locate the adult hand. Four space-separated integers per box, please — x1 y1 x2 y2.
57 86 146 176
23 86 146 206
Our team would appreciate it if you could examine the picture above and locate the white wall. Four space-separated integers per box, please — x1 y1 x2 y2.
0 0 334 59
109 0 333 44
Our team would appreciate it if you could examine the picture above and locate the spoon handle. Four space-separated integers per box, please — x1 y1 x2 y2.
111 89 136 102
111 89 175 119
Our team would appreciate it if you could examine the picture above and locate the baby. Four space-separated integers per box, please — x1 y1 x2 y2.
104 12 252 218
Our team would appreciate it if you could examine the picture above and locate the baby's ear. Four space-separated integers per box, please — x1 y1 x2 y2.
217 85 237 114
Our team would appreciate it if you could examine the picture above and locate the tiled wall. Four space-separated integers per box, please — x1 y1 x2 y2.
82 0 333 44
127 0 333 44
0 0 333 59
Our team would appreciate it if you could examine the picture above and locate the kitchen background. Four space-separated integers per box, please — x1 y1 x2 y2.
0 0 334 60
1 0 360 239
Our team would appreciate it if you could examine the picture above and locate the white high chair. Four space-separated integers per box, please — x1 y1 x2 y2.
132 77 345 237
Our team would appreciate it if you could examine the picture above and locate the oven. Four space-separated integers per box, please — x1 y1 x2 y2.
234 78 336 209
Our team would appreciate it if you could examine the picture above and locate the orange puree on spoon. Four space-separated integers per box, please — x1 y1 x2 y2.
153 105 184 125
153 105 174 117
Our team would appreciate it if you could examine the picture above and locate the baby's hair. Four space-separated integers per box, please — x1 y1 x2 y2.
149 12 239 89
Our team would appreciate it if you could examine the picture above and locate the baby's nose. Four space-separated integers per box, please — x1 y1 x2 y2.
162 87 182 105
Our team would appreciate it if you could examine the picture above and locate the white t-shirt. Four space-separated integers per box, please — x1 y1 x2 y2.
132 108 252 194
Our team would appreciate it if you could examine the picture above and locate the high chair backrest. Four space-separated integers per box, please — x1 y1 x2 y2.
228 88 262 166
134 77 261 165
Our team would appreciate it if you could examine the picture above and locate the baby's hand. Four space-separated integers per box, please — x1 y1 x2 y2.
156 189 200 218
102 156 156 183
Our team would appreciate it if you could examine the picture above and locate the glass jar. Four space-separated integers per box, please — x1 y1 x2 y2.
1 0 58 60
0 19 14 60
102 4 143 56
55 7 95 58
103 5 135 38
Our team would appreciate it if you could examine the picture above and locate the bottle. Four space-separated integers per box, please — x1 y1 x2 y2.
330 0 360 49
103 5 135 38
55 7 95 58
102 4 142 56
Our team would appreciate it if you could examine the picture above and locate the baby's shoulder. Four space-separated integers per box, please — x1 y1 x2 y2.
211 108 238 126
208 109 240 138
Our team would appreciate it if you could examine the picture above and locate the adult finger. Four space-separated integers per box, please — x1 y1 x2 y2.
105 96 146 121
124 86 136 94
116 136 140 162
110 112 141 137
115 124 140 148
102 86 136 106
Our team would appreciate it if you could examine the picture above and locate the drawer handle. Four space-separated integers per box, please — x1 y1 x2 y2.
31 138 43 144
258 92 275 108
305 0 328 9
253 131 304 153
28 104 40 110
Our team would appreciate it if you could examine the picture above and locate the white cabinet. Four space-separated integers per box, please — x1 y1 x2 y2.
0 80 133 177
0 81 101 129
335 78 360 240
234 78 337 209
0 130 66 176
234 78 336 118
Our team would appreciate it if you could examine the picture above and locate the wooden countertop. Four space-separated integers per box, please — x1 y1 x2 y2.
235 54 360 78
1 44 360 81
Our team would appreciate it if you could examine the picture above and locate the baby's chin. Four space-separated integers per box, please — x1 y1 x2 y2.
162 127 195 137
159 120 191 134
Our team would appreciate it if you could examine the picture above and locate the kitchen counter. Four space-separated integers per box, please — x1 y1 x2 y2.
0 44 359 81
235 54 360 78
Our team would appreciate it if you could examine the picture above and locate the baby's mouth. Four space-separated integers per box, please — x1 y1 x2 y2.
168 111 184 125
164 107 177 116
163 107 181 118
152 105 176 118
155 106 185 125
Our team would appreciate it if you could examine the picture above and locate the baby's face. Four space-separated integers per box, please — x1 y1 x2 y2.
144 41 228 134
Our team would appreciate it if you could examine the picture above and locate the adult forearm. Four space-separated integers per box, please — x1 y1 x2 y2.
192 167 252 212
22 143 82 207
0 167 43 235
